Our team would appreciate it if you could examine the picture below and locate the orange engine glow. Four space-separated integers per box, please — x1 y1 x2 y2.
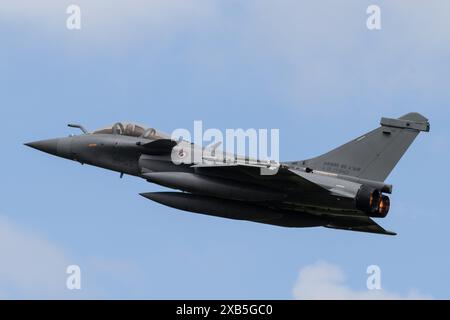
378 195 390 217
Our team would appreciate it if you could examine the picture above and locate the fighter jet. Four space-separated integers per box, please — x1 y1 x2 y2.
25 113 430 235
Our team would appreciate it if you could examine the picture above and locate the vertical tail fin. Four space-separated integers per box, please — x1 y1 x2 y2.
294 112 430 181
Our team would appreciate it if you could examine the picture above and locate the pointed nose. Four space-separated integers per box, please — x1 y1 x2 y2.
25 138 60 156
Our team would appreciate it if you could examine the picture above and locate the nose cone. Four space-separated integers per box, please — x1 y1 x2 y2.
25 138 60 156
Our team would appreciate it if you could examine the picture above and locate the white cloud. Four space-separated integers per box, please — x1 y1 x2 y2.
87 256 145 288
292 261 431 300
0 215 73 298
0 214 147 298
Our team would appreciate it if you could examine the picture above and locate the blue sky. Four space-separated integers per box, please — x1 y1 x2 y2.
0 0 449 299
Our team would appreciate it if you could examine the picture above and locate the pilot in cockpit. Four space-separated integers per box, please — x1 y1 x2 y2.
92 122 169 140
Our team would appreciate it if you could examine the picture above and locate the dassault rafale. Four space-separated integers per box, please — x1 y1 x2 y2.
25 112 430 235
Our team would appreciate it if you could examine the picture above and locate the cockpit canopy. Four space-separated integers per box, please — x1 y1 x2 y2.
92 122 169 139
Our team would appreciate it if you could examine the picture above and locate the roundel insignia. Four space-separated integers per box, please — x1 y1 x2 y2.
178 148 187 159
